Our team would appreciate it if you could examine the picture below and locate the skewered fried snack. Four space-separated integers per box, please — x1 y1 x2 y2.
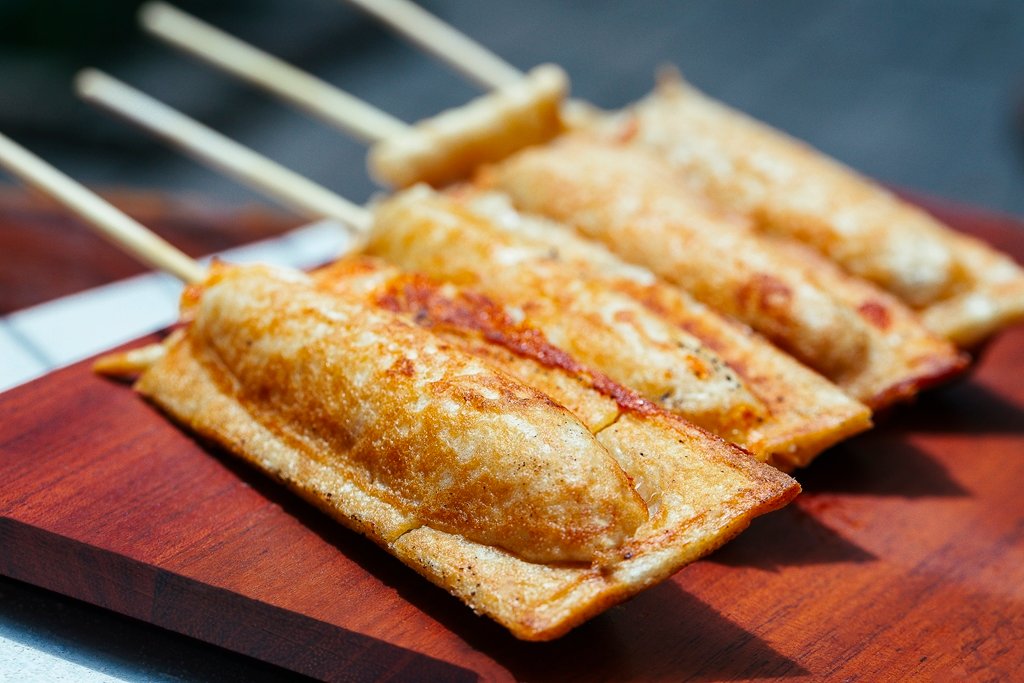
479 134 967 409
356 69 967 409
456 190 877 468
3 120 796 640
73 66 873 467
98 260 798 639
369 64 568 189
72 61 906 454
127 7 965 409
573 70 1024 348
348 0 1024 349
365 185 871 470
140 4 1023 349
367 64 568 191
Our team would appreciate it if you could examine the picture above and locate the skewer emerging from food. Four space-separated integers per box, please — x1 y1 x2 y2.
0 130 802 639
133 4 969 414
78 69 876 470
334 0 1024 349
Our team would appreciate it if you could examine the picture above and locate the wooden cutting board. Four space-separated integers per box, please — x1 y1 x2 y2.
1 197 1022 682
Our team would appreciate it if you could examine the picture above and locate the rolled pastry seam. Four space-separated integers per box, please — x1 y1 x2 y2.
606 69 1024 346
104 261 799 639
367 186 871 469
456 190 874 468
365 187 769 437
309 256 623 434
482 135 967 408
169 263 649 563
368 63 568 189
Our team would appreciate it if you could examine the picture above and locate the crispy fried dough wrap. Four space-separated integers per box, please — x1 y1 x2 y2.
483 135 967 408
457 191 874 470
97 262 798 639
367 189 766 436
369 64 568 189
159 264 648 564
601 70 1024 347
365 186 870 469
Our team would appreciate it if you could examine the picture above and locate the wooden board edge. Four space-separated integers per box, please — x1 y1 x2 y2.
0 517 477 683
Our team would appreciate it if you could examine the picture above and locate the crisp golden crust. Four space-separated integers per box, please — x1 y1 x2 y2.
311 259 623 433
486 136 869 377
310 257 863 469
918 246 1024 347
762 236 969 406
611 70 1024 346
366 187 773 441
368 64 568 189
365 187 871 466
167 264 647 564
612 279 872 470
484 135 966 408
93 342 167 378
395 412 798 640
450 191 872 470
118 262 799 640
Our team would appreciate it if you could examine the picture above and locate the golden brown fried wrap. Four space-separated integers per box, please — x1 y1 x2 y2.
365 186 871 468
100 262 798 639
607 70 1024 347
457 191 873 469
369 64 567 189
484 135 967 408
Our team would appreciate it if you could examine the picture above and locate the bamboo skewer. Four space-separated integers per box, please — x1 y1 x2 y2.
138 1 407 144
135 4 558 148
339 0 521 90
76 69 371 232
0 131 206 284
134 4 570 190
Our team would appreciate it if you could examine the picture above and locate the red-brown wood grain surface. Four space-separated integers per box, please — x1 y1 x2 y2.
1 196 1022 681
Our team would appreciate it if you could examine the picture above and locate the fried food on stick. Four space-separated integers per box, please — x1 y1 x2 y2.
480 135 967 408
99 261 798 639
357 71 966 409
0 126 798 640
369 64 568 189
76 64 870 468
366 186 871 470
140 3 1023 348
160 263 650 563
585 70 1024 347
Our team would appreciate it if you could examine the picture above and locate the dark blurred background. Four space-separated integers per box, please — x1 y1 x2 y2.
1 0 1023 216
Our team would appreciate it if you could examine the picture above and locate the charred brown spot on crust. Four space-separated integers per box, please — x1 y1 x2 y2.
737 274 793 317
858 300 892 330
618 280 754 378
374 272 660 417
432 373 561 412
684 354 711 381
389 357 416 377
521 300 544 315
730 404 767 429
